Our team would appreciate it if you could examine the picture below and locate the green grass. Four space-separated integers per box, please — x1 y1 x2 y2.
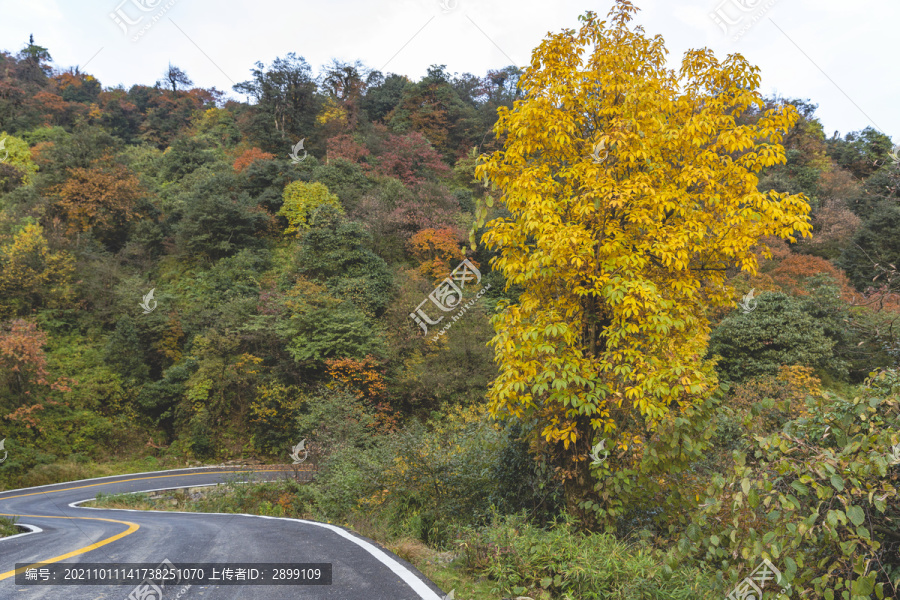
89 491 156 510
0 516 20 538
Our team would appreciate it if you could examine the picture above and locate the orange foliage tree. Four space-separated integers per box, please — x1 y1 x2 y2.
29 140 55 165
0 319 75 431
325 355 398 432
52 162 144 235
326 133 370 166
767 252 857 300
232 147 275 173
31 90 85 127
407 227 467 281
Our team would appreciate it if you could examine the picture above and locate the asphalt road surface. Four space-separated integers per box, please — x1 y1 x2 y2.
0 467 449 599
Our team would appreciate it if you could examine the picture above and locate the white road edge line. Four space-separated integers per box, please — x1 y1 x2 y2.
0 523 43 543
0 465 252 496
70 487 445 600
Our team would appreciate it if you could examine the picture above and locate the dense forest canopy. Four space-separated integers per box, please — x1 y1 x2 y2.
1 2 899 597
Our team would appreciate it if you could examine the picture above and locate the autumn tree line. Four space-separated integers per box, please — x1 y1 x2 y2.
1 2 899 596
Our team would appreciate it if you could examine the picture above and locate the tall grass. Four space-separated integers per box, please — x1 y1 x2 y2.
0 516 20 538
456 513 715 599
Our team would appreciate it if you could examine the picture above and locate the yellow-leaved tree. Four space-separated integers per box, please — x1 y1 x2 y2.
278 181 344 235
0 223 74 318
0 132 39 186
473 1 812 524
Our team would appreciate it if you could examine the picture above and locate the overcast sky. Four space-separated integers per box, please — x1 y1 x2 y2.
0 0 895 143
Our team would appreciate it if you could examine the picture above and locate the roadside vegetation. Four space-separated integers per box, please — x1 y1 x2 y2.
1 1 899 597
0 516 19 538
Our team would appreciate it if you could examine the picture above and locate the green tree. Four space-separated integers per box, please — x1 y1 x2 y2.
197 249 271 300
387 64 480 162
361 72 411 124
173 170 270 262
56 69 102 104
310 158 373 213
294 204 393 317
136 360 194 436
708 292 841 382
274 277 384 366
158 136 220 182
17 35 53 84
233 53 321 152
825 126 894 180
103 316 150 383
838 201 900 291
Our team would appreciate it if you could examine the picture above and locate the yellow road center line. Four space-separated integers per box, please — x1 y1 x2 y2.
0 469 284 581
0 517 139 581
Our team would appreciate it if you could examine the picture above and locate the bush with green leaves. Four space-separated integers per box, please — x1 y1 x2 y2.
487 419 563 524
310 158 374 212
0 516 20 537
360 404 560 546
136 359 195 434
794 276 895 383
293 384 387 518
103 315 150 383
238 156 295 213
196 248 271 300
708 291 843 383
158 136 221 182
684 368 900 599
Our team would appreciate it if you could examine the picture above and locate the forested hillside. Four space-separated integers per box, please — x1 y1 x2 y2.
1 2 899 598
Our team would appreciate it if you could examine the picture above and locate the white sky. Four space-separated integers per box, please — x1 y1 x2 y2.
0 0 895 142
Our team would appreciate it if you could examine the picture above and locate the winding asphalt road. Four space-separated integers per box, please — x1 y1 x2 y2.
0 466 448 599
